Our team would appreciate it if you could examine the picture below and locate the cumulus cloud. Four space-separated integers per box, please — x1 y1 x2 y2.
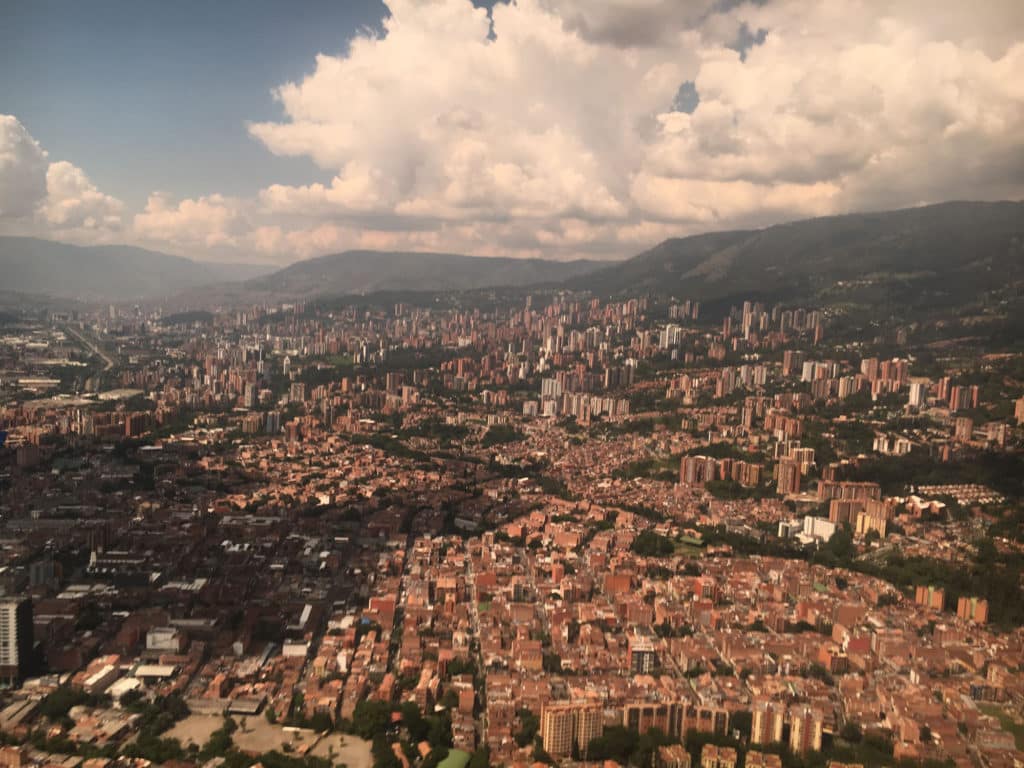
544 0 717 49
3 0 1024 263
641 0 1024 215
0 115 125 243
133 193 245 251
242 0 1024 261
0 115 49 219
248 0 693 230
43 161 123 230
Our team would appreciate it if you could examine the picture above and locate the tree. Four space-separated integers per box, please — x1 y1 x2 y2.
401 702 429 743
122 735 185 764
542 652 563 674
514 709 540 748
467 746 490 768
307 711 333 733
349 700 391 741
634 728 675 767
421 746 449 768
427 711 452 749
631 530 674 557
199 717 238 760
730 711 753 740
532 737 555 765
39 687 98 719
840 721 863 743
371 736 401 768
825 526 855 561
586 726 638 762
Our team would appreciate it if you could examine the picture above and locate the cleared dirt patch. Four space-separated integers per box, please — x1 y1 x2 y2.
166 714 223 748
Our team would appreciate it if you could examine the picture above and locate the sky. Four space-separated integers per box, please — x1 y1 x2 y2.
1 0 1022 266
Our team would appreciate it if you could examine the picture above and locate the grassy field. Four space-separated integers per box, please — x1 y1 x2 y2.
673 542 705 557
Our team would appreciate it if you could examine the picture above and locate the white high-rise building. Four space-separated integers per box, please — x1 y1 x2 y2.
908 381 927 408
0 598 32 685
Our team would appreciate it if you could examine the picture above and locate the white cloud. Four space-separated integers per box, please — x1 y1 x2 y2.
259 162 393 216
133 193 245 251
43 161 123 230
242 0 1024 261
4 0 1024 264
0 115 125 243
248 0 691 233
0 115 49 219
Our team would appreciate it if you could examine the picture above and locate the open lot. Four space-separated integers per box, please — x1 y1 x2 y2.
166 715 371 768
166 714 223 749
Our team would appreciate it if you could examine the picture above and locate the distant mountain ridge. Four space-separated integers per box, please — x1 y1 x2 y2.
0 237 274 301
571 201 1024 305
242 250 612 297
3 201 1020 306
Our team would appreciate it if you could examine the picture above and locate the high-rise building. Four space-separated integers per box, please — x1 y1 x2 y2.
948 384 979 412
661 324 684 349
908 381 927 408
789 706 823 754
541 377 563 399
957 596 989 624
265 411 281 434
776 459 800 496
782 351 805 377
628 635 658 674
540 701 603 758
540 704 574 757
751 700 786 745
243 382 257 409
575 704 603 757
953 416 974 442
915 585 945 611
680 455 717 487
816 480 881 502
0 598 33 685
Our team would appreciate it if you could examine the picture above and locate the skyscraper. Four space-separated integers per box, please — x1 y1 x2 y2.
788 706 823 754
751 700 786 745
776 459 801 496
0 598 33 685
540 701 603 758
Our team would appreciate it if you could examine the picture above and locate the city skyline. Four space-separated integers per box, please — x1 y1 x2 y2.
1 5 1024 768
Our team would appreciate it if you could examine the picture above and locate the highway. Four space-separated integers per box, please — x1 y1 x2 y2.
62 323 116 372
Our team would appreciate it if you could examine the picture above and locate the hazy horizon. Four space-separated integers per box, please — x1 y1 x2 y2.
2 0 1022 268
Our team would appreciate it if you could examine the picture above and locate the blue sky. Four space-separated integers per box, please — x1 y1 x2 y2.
0 0 1020 264
1 0 392 207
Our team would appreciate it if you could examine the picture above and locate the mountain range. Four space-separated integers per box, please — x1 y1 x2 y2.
0 237 274 302
571 200 1024 306
239 250 610 297
1 201 1021 306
